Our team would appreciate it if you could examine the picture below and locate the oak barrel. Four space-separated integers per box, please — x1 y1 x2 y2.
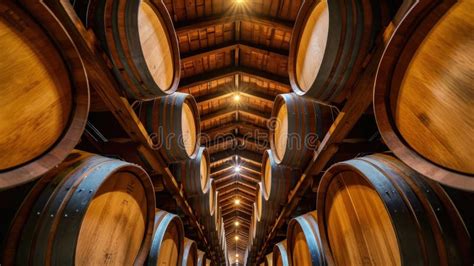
139 92 200 163
374 0 474 190
172 146 210 197
317 154 472 265
93 0 180 99
0 1 89 189
147 210 184 266
196 179 216 231
265 252 273 266
197 250 206 266
261 150 299 208
3 151 155 266
287 211 326 266
270 93 332 169
273 240 290 266
182 238 198 266
288 0 387 103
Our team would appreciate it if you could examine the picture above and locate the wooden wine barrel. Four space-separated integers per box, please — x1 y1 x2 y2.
139 92 200 163
374 0 474 190
197 250 206 266
261 150 299 208
181 238 198 266
172 146 210 197
0 1 89 189
93 0 180 99
3 151 155 266
270 93 332 169
265 252 273 266
317 154 472 265
273 240 290 266
148 210 184 266
249 205 257 247
288 0 388 103
287 211 326 266
196 179 216 230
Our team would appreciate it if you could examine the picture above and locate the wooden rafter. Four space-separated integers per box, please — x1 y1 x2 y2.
181 42 289 61
179 66 289 88
174 13 294 34
210 149 262 164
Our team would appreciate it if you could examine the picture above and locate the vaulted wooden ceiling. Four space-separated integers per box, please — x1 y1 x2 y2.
163 0 303 258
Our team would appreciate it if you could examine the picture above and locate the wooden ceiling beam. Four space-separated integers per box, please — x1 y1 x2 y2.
224 216 251 227
222 206 253 217
214 168 259 182
203 121 269 139
217 181 256 194
200 106 236 122
222 202 253 213
223 210 251 221
181 42 288 61
204 134 268 153
220 197 254 208
199 104 270 124
210 149 262 164
179 66 289 88
195 87 235 106
216 177 257 191
196 87 275 107
174 13 294 34
219 187 255 199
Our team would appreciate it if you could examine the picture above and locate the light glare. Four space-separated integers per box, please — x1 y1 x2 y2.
233 94 241 102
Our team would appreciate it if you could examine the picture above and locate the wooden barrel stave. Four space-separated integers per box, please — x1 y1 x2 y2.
0 1 89 189
317 154 472 265
139 92 200 163
273 240 290 266
5 151 155 266
93 0 179 100
374 0 474 190
148 210 185 266
270 93 332 169
287 211 326 266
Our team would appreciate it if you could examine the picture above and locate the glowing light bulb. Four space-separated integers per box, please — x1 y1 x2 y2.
236 254 239 258
235 0 244 4
233 93 241 102
235 221 240 226
235 236 239 241
234 165 240 172
234 198 240 205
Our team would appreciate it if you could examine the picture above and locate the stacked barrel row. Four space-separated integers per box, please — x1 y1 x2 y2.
0 0 202 210
259 154 472 266
248 0 474 263
246 0 405 260
0 150 214 266
280 0 474 190
0 0 226 264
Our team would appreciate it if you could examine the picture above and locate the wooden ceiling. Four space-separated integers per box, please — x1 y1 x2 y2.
163 0 303 258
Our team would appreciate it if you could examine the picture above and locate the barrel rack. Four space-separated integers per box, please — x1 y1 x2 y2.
254 22 394 262
20 0 220 261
